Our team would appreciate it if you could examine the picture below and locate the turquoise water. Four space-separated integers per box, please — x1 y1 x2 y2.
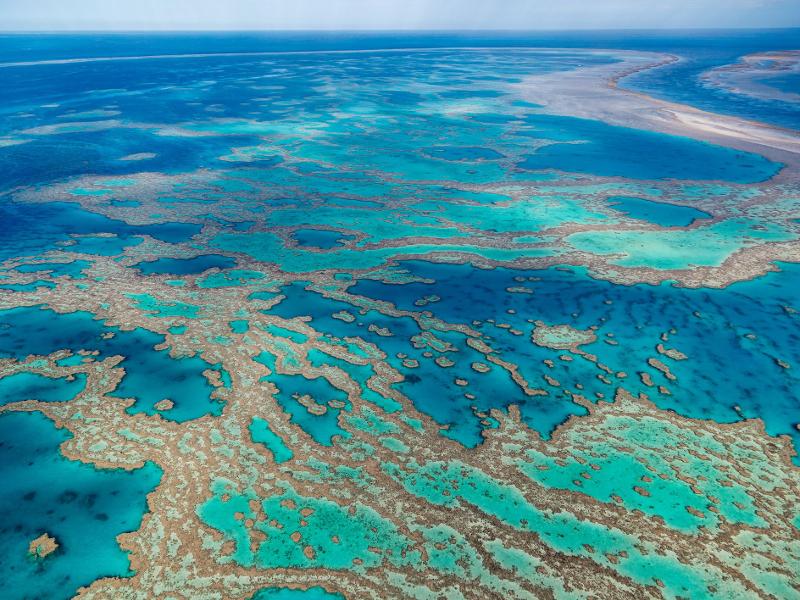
0 372 87 405
251 588 344 600
0 411 161 600
249 417 294 463
254 349 349 445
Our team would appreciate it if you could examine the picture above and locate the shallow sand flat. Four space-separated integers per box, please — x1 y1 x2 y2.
518 50 800 176
702 50 800 104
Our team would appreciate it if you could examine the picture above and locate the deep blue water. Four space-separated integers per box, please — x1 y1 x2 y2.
293 229 354 250
517 114 780 182
762 71 800 95
0 128 261 189
267 280 580 445
1 30 797 127
348 260 800 451
0 201 200 261
14 260 91 278
0 32 791 205
134 254 236 275
607 196 712 227
0 306 221 421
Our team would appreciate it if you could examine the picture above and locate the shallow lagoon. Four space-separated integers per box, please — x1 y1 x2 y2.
0 411 161 600
0 372 86 405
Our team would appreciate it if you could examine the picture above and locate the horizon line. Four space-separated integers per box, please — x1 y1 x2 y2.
2 26 800 34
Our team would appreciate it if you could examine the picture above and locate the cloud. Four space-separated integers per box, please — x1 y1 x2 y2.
0 0 798 30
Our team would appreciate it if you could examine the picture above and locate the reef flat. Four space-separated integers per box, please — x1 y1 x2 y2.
0 33 798 599
518 49 800 167
703 50 800 105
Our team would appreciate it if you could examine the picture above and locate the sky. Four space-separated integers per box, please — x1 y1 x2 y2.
0 0 798 31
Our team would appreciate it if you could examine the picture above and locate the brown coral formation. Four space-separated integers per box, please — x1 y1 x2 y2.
29 533 59 559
